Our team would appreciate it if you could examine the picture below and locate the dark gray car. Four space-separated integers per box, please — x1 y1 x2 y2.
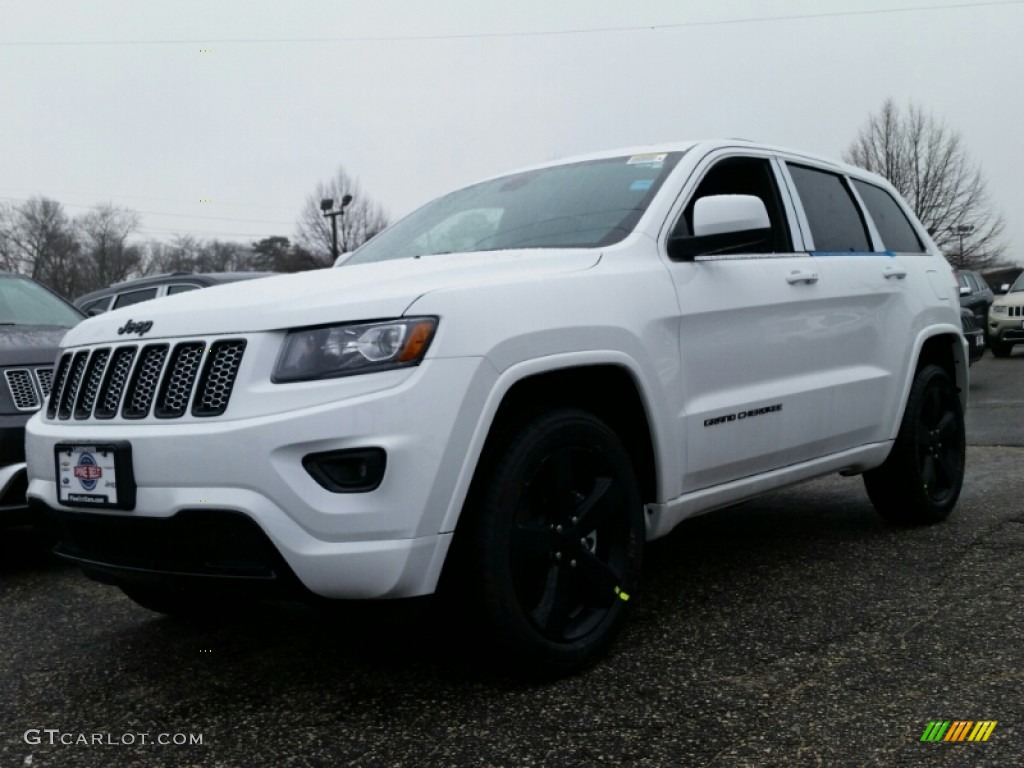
958 269 994 328
1 274 83 524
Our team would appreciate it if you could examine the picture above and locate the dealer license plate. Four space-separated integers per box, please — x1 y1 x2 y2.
55 442 136 510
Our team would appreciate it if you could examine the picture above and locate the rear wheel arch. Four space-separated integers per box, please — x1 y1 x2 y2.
904 330 968 415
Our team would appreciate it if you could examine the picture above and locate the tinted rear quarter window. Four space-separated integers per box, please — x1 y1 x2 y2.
787 164 870 252
112 287 159 308
167 284 201 295
851 179 925 253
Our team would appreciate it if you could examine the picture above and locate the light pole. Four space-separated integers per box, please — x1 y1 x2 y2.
950 223 974 262
320 194 354 262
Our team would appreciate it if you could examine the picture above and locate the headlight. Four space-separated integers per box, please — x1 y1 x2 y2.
273 317 438 382
991 305 1007 315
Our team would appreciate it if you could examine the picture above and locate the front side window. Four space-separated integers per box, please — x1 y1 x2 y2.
851 179 924 253
787 164 871 252
112 287 159 308
672 155 792 252
0 277 81 327
343 152 685 265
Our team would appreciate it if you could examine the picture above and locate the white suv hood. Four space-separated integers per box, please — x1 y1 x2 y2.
62 250 601 346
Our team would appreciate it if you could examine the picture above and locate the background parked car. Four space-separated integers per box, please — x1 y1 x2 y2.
74 271 275 315
957 269 994 328
1 273 83 525
987 271 1024 357
960 306 985 365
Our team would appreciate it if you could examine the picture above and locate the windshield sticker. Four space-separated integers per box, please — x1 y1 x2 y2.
630 179 654 191
627 153 667 166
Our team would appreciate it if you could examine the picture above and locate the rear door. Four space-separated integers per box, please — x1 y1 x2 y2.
779 160 919 451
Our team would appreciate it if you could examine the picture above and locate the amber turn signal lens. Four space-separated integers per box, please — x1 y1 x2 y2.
398 319 437 363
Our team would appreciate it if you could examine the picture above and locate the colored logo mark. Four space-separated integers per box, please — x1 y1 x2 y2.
73 453 102 491
920 720 997 742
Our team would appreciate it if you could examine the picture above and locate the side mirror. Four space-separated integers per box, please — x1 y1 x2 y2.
668 194 771 260
959 286 971 296
1000 283 1011 293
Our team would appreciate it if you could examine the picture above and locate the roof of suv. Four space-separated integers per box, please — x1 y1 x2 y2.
74 271 276 307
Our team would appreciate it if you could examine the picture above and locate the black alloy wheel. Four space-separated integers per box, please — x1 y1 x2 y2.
864 364 965 524
468 409 644 672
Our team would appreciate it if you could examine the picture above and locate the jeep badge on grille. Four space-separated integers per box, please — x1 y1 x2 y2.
117 319 154 336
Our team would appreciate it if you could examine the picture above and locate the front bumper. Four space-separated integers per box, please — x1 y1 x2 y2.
1 413 31 523
988 313 1024 345
963 328 985 364
26 356 492 599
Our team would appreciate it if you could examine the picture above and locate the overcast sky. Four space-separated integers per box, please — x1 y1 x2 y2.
1 0 1021 262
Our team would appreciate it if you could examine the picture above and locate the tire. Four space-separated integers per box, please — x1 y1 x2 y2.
465 408 644 674
120 584 228 619
863 364 965 525
990 341 1013 358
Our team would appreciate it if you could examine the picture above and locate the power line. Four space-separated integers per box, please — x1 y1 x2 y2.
0 188 296 214
0 194 293 226
136 225 287 238
0 1 1020 46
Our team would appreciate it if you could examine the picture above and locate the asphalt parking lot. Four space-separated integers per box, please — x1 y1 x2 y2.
2 352 1022 768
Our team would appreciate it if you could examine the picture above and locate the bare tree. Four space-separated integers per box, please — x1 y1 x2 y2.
196 240 250 272
844 99 1007 270
141 234 204 274
0 204 16 272
251 236 319 272
3 197 82 297
295 167 389 266
76 204 142 292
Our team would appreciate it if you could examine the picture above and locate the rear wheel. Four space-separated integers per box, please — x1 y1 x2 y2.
863 364 965 525
465 409 644 673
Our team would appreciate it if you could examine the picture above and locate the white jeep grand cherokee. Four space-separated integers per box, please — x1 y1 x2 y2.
26 140 967 672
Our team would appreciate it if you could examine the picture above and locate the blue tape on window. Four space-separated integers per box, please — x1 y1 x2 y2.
630 179 653 191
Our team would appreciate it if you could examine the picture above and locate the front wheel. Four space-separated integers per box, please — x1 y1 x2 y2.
120 584 230 619
466 409 645 674
990 341 1013 358
863 364 965 525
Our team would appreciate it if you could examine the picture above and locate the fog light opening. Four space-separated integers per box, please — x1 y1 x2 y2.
303 448 387 493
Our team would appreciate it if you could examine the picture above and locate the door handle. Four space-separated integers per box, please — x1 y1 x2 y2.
786 270 819 284
883 265 908 280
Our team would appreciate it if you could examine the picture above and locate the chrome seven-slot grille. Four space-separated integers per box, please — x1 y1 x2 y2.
46 339 246 421
3 367 54 412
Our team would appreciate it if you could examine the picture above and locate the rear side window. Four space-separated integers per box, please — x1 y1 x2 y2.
167 284 200 295
112 287 159 308
851 179 925 253
787 164 870 252
80 297 112 315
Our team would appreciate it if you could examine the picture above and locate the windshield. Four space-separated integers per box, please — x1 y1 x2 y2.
0 276 82 327
1010 274 1024 293
342 151 684 265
